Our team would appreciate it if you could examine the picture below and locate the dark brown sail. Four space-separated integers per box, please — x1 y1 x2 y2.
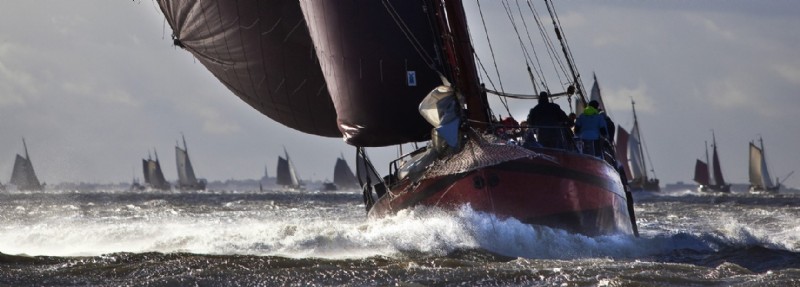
299 0 443 146
156 0 340 137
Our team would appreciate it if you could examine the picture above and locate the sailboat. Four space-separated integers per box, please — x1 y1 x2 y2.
155 0 637 236
175 134 207 190
332 154 359 190
749 137 780 192
142 150 171 191
9 138 43 191
276 148 303 190
693 132 730 192
615 100 659 191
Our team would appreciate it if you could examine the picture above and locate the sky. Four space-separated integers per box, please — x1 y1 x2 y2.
0 1 798 189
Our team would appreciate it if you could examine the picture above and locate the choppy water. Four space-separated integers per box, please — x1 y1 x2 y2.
1 188 799 286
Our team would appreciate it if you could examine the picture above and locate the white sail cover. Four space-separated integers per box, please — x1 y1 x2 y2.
175 146 198 186
749 143 773 189
628 120 646 182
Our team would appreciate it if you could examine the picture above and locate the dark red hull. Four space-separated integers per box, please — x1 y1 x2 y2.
369 148 634 236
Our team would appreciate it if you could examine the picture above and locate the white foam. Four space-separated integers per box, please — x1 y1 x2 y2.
2 195 799 259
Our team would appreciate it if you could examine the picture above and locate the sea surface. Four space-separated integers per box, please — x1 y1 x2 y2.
1 187 799 286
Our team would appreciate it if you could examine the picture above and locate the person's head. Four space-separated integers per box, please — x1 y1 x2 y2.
588 100 600 109
538 91 549 104
569 113 576 120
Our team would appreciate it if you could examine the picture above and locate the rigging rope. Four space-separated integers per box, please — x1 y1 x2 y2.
499 0 539 94
476 0 511 117
381 0 439 71
526 0 569 90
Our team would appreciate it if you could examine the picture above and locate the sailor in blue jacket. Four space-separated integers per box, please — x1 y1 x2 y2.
574 100 608 157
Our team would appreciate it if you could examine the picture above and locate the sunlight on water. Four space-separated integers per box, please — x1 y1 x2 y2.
1 189 799 264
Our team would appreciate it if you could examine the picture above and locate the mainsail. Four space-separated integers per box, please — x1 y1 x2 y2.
9 139 42 191
156 0 440 146
142 151 170 190
693 159 710 186
628 120 646 182
749 137 777 192
710 135 726 187
155 0 339 137
614 126 633 181
175 135 205 190
276 148 301 188
333 155 359 189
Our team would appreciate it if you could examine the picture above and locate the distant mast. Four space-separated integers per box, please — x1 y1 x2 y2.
631 99 648 181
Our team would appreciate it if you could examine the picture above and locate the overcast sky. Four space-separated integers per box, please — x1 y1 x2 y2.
0 1 798 189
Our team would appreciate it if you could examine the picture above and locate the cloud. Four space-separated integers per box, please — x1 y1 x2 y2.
772 64 800 86
604 83 654 114
183 104 243 135
60 81 140 107
0 47 39 107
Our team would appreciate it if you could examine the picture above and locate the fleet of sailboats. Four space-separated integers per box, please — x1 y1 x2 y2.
693 132 731 193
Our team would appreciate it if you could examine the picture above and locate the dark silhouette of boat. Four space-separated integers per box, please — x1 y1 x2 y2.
694 132 730 192
9 138 43 191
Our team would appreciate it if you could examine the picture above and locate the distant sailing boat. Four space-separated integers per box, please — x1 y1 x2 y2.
142 150 170 191
175 134 206 190
333 153 359 190
615 100 659 191
276 148 303 190
749 137 780 192
9 138 43 191
693 132 730 192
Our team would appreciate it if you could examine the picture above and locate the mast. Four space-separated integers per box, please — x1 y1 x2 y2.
22 138 30 161
711 131 725 186
544 0 586 103
705 140 711 185
759 136 774 188
631 100 647 180
182 133 188 152
441 0 490 129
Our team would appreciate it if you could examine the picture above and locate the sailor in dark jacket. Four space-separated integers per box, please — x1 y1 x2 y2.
526 92 571 148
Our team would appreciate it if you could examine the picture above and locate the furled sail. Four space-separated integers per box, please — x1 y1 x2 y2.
333 155 359 189
9 139 42 191
298 0 443 146
693 160 709 186
156 0 340 137
614 126 633 181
